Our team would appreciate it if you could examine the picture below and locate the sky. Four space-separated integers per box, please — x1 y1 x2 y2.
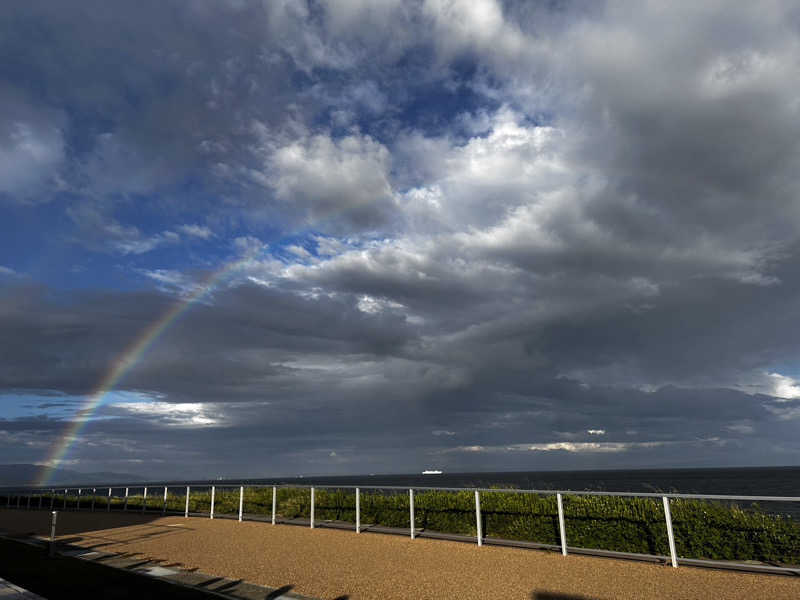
1 0 800 480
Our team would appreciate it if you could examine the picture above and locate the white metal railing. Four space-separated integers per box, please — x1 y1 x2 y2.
1 483 799 575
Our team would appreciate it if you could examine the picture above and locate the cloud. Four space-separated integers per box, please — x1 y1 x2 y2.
108 400 222 427
3 277 800 477
177 224 214 239
4 1 800 477
232 236 269 257
0 92 66 202
268 132 396 232
444 441 669 454
766 372 800 400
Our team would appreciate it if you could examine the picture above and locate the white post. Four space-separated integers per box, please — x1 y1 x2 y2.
63 489 67 509
475 490 482 546
124 487 129 511
142 487 148 513
557 493 567 556
663 496 678 568
107 487 112 512
271 486 276 525
356 488 361 533
26 494 31 510
163 486 168 515
185 486 190 518
91 488 96 512
310 487 315 529
210 486 215 519
409 489 415 539
76 489 81 511
49 511 58 557
238 486 244 522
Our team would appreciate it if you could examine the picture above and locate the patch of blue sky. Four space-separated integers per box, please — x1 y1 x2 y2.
281 229 376 257
0 393 84 420
0 390 163 423
769 364 800 380
266 232 327 265
0 201 72 278
88 390 165 420
306 52 500 143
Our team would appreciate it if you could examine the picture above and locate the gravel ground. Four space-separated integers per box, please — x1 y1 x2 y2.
1 509 798 600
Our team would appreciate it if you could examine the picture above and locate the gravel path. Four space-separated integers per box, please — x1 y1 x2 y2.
1 509 798 599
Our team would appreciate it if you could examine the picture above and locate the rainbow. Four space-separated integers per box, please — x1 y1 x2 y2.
36 257 253 486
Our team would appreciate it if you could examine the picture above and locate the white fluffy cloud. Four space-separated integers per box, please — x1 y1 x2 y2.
269 132 395 232
110 401 222 427
177 224 214 239
0 116 65 201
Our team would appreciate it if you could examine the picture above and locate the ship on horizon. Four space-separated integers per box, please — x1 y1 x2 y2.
422 469 443 475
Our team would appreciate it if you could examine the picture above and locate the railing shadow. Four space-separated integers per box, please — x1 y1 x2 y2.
265 585 294 599
531 592 597 600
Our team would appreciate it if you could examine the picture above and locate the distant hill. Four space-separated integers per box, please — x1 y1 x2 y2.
0 464 145 487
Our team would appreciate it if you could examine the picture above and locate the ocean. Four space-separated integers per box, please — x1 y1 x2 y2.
236 466 800 517
238 465 800 497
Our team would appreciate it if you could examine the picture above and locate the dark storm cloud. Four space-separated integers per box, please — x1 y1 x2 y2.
0 281 416 398
2 270 799 479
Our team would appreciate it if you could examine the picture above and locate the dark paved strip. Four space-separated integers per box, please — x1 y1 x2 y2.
0 577 44 599
0 536 316 600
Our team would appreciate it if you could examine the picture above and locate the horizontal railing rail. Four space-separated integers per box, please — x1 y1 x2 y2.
4 482 798 502
1 482 798 576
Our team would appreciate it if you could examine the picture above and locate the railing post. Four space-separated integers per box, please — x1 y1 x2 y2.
185 486 190 518
62 489 67 510
142 487 147 513
557 493 567 556
663 496 678 568
409 488 415 539
163 486 168 515
76 489 81 511
124 487 129 511
91 488 96 512
238 486 244 522
107 487 112 512
271 486 276 525
16 494 20 509
310 487 315 529
210 486 215 519
26 494 31 510
356 488 360 533
475 490 482 546
49 511 58 557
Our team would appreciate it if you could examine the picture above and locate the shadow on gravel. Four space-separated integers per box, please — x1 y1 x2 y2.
532 592 597 600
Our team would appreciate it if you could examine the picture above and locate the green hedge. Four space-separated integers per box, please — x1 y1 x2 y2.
6 488 799 564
